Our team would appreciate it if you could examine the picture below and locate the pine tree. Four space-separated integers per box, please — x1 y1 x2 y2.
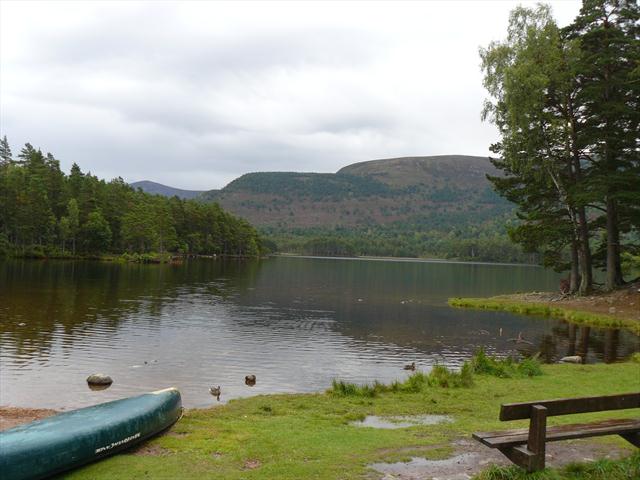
0 136 12 165
566 0 640 289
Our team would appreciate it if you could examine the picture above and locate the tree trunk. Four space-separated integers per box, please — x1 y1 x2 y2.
576 210 592 295
605 196 623 290
569 238 579 294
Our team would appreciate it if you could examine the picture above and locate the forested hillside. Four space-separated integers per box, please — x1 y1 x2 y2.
0 139 262 259
197 155 525 262
130 181 203 200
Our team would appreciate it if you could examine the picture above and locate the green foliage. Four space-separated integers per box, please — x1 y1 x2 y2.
0 140 263 258
471 347 542 378
480 1 640 293
621 252 640 277
265 218 533 264
81 210 112 253
330 364 474 398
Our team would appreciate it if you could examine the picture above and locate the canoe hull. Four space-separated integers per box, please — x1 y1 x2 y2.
0 388 182 480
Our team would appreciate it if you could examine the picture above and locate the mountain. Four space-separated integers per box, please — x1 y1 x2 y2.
137 156 521 260
199 155 510 229
130 180 203 200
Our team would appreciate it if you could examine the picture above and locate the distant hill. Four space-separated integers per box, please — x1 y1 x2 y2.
199 155 510 229
136 156 522 261
130 181 203 200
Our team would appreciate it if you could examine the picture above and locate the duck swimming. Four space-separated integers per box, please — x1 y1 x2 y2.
209 386 221 401
403 362 416 371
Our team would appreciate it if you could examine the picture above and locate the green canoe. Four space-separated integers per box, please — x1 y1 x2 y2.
0 388 182 480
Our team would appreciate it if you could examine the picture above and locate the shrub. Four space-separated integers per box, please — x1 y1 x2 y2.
471 347 542 379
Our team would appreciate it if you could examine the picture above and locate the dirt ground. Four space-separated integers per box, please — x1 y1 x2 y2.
503 281 640 323
0 406 57 431
370 438 634 480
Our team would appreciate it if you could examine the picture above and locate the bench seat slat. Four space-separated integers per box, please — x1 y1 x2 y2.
473 418 640 448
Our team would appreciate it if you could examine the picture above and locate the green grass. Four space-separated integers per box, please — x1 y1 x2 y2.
448 297 640 335
471 347 543 378
330 362 474 396
63 361 640 480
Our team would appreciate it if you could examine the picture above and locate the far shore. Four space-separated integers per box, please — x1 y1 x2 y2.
274 252 540 268
449 282 640 335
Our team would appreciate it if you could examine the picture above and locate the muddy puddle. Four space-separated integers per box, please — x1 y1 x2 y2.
352 414 452 429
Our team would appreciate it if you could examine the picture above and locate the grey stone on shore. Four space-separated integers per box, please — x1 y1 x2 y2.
560 355 582 364
86 373 113 385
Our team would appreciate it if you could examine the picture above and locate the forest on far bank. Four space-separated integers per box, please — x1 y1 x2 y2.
0 139 264 260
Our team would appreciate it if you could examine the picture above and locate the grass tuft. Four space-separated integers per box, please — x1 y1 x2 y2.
471 347 543 378
330 363 474 397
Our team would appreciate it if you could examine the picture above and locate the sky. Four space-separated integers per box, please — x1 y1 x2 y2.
1 1 582 190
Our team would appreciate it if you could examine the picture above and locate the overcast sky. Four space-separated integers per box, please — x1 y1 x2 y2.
1 1 582 190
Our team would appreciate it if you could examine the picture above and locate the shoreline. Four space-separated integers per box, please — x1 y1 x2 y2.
274 252 540 267
2 361 638 479
449 284 640 335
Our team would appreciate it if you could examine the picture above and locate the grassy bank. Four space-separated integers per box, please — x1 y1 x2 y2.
448 296 640 335
64 361 639 480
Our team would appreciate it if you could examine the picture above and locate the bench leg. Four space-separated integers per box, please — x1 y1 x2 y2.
498 445 535 471
620 432 640 448
527 405 547 471
496 406 548 473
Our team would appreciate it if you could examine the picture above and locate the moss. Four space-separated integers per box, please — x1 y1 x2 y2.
448 297 640 335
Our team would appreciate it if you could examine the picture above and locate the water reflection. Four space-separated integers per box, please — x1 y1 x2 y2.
0 257 637 409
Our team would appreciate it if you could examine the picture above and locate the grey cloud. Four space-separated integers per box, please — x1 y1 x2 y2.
4 2 580 190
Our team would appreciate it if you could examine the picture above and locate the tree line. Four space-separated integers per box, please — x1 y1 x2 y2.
0 139 263 258
481 0 639 293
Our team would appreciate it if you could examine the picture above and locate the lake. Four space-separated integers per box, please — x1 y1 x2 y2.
1 256 637 409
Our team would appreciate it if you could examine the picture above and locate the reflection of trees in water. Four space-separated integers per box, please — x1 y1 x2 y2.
528 326 632 364
0 259 263 356
333 304 638 364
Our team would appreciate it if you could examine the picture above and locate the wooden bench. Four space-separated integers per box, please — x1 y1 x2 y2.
472 392 640 472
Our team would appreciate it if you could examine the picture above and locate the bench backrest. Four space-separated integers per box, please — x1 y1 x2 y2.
500 392 640 421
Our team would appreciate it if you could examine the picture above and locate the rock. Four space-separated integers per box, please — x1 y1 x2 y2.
608 306 616 313
560 356 582 364
86 373 113 385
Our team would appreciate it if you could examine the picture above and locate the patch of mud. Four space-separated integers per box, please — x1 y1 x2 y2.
370 438 632 479
244 459 262 469
353 415 452 429
0 406 57 431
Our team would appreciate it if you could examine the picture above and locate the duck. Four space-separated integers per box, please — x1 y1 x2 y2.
209 385 221 401
507 332 533 345
403 362 416 371
245 375 256 386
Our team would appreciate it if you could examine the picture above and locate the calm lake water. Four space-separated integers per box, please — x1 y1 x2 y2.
1 256 637 409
